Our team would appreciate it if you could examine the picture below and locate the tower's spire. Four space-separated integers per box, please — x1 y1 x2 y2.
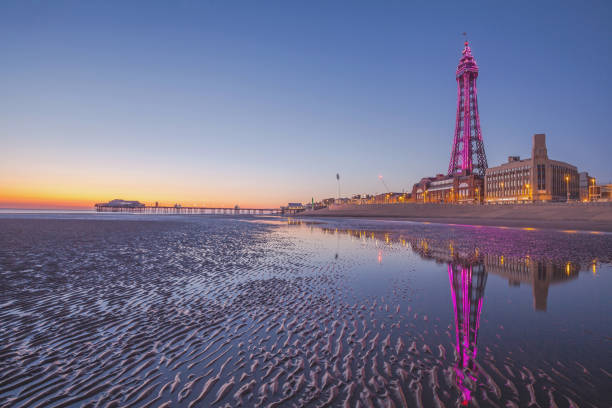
448 40 488 176
461 32 470 55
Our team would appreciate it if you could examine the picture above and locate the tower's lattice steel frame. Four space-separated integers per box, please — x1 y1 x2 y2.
448 42 488 176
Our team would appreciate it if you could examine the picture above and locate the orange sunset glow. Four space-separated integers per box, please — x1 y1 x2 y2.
0 179 290 210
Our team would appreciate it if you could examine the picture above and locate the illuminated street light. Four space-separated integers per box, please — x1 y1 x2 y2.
525 183 531 201
565 175 570 202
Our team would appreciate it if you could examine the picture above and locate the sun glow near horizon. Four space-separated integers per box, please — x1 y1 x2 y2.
0 183 289 210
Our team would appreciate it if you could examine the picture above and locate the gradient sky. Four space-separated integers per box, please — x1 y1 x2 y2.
1 1 611 208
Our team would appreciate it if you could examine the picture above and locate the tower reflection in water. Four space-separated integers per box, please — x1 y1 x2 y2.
448 261 486 405
288 220 588 405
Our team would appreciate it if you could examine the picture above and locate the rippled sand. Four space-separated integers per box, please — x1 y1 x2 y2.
0 216 610 408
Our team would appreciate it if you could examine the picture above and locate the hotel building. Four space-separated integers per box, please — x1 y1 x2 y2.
485 134 579 203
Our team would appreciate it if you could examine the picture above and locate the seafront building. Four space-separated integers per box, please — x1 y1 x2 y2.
579 172 596 201
599 184 612 200
95 199 145 208
412 173 483 203
281 202 306 214
369 193 410 204
485 133 579 203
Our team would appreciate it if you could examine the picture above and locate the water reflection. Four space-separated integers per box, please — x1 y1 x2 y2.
287 219 610 406
389 236 489 405
448 262 486 405
303 220 591 313
484 255 579 311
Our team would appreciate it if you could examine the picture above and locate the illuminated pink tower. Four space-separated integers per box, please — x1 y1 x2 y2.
448 41 488 176
448 262 487 405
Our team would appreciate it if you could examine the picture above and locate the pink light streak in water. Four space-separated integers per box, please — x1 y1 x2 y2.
449 263 485 405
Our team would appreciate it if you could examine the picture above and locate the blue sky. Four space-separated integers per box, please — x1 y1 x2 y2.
1 1 611 207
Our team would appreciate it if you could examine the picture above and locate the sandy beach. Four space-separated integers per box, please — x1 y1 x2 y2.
1 215 611 407
298 202 612 232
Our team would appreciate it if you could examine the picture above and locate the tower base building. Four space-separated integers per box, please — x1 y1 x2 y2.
485 134 579 203
412 174 484 203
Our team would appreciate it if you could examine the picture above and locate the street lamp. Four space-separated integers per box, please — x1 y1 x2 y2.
590 178 596 201
525 183 531 202
565 175 570 202
475 187 480 203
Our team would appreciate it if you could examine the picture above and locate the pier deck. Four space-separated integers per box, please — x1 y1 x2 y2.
95 205 282 215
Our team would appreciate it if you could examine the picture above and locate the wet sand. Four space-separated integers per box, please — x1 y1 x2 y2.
299 202 612 232
0 216 610 408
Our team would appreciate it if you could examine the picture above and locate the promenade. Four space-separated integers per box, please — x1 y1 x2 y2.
298 202 612 232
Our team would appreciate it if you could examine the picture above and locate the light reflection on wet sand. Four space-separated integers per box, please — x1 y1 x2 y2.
0 215 611 408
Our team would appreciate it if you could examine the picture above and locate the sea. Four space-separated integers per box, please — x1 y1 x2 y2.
0 212 610 408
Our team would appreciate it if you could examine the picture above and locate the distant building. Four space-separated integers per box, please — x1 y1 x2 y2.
590 185 602 201
351 194 374 204
321 198 335 206
370 192 411 204
578 172 596 201
281 202 305 215
96 199 145 208
485 134 579 203
600 184 612 201
412 173 483 203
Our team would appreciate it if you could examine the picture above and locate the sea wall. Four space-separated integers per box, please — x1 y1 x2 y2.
298 202 612 232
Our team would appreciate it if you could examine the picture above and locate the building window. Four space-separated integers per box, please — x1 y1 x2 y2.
537 164 546 190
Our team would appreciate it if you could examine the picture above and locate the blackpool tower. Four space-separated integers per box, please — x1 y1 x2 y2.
448 41 488 176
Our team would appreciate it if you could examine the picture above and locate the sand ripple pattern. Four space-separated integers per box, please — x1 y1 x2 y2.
0 217 610 407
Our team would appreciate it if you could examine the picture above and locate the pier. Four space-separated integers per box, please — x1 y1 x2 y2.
95 204 282 215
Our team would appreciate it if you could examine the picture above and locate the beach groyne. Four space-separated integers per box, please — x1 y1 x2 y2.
298 202 612 232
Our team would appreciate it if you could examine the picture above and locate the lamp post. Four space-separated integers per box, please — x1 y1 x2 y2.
525 183 531 202
590 178 596 201
475 187 480 204
565 175 570 202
